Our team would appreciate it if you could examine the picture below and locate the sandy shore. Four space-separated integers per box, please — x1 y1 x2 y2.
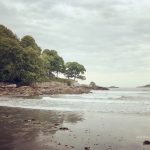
0 107 150 150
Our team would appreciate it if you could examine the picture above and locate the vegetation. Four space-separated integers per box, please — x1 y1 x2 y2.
89 81 96 87
42 49 65 77
0 24 86 85
65 62 86 80
21 35 41 54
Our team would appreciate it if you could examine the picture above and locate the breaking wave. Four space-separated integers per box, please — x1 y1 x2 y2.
0 88 150 114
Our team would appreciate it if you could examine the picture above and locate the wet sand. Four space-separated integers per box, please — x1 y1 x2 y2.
0 106 150 150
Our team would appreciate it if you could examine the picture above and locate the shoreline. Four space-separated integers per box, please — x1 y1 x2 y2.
0 86 91 97
0 106 149 150
0 82 109 97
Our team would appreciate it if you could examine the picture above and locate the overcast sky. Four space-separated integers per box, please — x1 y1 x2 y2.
0 0 150 87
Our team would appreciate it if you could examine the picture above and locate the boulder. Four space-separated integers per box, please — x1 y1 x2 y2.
143 140 150 145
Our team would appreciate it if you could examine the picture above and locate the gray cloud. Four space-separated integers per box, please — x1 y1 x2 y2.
0 0 150 86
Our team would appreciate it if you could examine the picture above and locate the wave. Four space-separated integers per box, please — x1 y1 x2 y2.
1 95 150 106
45 94 150 102
0 88 150 114
0 102 150 115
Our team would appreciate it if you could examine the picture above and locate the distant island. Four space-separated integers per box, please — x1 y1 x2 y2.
108 86 119 88
137 84 150 88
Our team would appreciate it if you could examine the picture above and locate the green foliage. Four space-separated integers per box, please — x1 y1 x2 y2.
0 25 42 84
65 62 86 80
18 47 43 84
90 81 96 87
0 25 18 40
0 33 24 82
0 24 87 85
42 49 65 77
21 35 41 54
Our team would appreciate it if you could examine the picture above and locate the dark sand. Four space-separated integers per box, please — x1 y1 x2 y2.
0 107 150 150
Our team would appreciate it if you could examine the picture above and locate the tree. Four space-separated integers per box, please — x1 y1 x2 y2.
0 25 24 83
89 81 96 88
20 35 41 54
0 38 24 83
52 55 65 77
0 24 18 40
65 62 86 80
0 25 43 84
0 24 87 85
42 49 65 77
18 47 43 84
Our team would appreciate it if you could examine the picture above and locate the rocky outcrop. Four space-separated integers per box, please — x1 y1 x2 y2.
0 86 41 96
0 81 108 97
109 86 119 88
88 84 109 90
143 140 150 145
91 86 109 90
0 82 91 97
88 82 109 90
0 83 17 88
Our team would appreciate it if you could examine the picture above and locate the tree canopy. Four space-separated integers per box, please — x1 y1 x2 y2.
0 37 24 82
65 62 86 80
0 25 18 40
0 25 43 84
0 24 86 84
21 35 41 54
42 49 65 77
89 81 96 87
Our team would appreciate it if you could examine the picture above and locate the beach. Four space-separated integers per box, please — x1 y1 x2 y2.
0 88 150 150
1 1 150 149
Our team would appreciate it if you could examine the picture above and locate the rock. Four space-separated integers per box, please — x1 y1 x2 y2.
54 123 60 126
109 86 119 88
59 127 69 130
24 119 36 122
5 84 17 88
0 83 17 88
143 140 150 145
0 81 93 96
94 86 109 90
85 147 90 150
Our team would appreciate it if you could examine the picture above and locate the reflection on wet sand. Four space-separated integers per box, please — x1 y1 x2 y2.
0 107 83 150
1 106 150 150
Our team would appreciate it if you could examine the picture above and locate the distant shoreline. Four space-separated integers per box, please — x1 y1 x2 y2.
137 84 150 88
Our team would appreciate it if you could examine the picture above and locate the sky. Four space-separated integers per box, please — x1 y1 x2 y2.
0 0 150 87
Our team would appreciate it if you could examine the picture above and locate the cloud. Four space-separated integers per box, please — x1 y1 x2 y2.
0 0 150 86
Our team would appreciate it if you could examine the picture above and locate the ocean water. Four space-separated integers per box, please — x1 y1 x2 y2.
0 88 150 114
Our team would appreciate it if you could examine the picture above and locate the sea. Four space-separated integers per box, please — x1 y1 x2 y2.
0 87 150 114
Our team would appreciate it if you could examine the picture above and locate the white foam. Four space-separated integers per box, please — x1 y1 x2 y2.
0 88 150 114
